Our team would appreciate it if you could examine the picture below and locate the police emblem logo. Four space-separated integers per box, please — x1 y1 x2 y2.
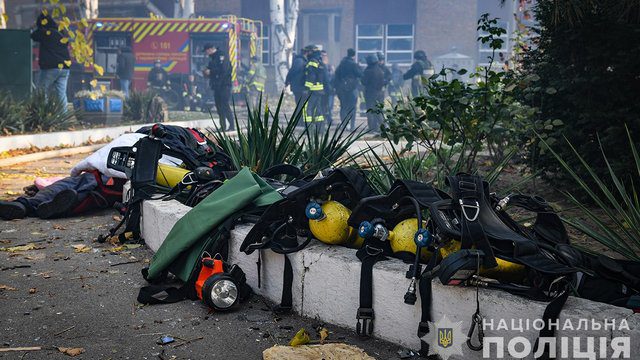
422 315 467 360
438 328 453 348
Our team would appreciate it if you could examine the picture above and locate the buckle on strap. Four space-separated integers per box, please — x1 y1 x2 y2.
365 245 384 257
459 199 480 222
180 172 198 186
356 308 375 337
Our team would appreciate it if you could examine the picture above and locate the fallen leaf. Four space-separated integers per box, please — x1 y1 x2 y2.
319 327 329 344
0 285 17 291
71 244 91 253
29 288 37 294
289 328 310 347
57 347 85 357
53 224 66 230
112 215 122 222
0 243 44 252
108 244 141 253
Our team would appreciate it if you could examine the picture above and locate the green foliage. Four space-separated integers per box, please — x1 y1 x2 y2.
208 94 305 175
124 90 155 121
380 14 535 176
21 89 76 132
0 92 26 135
302 121 367 175
541 127 640 261
516 0 640 192
209 94 365 176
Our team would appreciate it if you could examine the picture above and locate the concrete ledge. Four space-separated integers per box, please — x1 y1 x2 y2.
140 199 640 357
0 144 104 167
0 119 216 152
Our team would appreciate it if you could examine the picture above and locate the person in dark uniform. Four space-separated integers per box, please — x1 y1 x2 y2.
204 44 234 131
377 51 392 89
333 48 363 130
361 54 385 133
285 46 311 109
147 60 170 89
403 50 433 97
303 48 327 133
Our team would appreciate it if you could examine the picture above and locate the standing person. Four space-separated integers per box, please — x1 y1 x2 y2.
285 47 310 109
388 63 405 105
361 54 385 134
333 48 362 130
30 13 71 106
246 56 267 105
321 50 334 125
203 44 234 131
403 50 433 97
377 52 391 89
116 46 135 97
303 48 326 133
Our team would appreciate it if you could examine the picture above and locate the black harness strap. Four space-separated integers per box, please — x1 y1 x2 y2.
418 254 439 358
533 288 570 360
276 255 294 313
356 245 386 337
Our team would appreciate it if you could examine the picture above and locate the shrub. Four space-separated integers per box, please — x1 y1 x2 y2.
21 89 76 132
124 90 155 121
517 0 640 192
0 92 25 135
541 126 640 261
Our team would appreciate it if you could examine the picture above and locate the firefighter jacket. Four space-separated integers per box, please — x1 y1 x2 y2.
247 62 267 92
333 56 363 94
304 57 326 94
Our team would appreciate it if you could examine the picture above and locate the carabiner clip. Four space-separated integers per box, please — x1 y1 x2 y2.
467 312 484 351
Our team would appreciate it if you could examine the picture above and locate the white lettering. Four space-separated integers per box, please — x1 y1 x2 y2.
610 337 630 359
507 336 531 359
484 337 504 358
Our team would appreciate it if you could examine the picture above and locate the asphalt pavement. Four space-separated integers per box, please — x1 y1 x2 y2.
0 211 401 359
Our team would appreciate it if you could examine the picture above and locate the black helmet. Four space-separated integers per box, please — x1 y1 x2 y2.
366 54 378 65
414 50 427 61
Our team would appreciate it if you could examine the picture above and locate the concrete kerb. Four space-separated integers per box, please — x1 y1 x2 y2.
140 198 640 357
0 119 217 153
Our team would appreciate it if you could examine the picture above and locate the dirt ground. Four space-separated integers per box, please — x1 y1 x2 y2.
0 211 400 359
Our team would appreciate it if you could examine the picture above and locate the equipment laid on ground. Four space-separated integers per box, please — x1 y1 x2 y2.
305 200 363 248
241 168 376 313
195 253 248 311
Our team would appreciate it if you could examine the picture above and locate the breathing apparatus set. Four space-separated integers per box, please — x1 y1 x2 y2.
240 168 376 313
98 124 234 243
243 169 640 357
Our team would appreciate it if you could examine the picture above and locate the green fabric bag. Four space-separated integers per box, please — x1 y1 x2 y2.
146 167 282 281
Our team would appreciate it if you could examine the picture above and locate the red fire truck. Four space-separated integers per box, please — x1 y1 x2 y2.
86 15 262 94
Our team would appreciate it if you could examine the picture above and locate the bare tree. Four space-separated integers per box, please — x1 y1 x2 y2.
78 0 98 19
0 0 6 29
270 0 299 92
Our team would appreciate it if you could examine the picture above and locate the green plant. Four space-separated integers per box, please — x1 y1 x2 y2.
380 14 535 175
21 89 76 132
540 127 640 261
516 0 640 193
301 120 368 174
0 92 25 135
124 90 155 121
208 94 306 175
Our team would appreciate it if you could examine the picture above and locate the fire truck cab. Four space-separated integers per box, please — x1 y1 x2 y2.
87 15 261 103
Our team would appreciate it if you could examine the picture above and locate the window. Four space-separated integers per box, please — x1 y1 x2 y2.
94 34 130 75
308 14 329 42
356 24 413 65
477 20 509 67
261 23 270 65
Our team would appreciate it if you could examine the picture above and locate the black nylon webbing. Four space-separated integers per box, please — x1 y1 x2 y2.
359 256 379 309
533 290 569 360
137 284 189 304
276 255 294 312
418 254 438 357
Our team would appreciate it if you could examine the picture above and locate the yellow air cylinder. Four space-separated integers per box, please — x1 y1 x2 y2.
438 240 526 282
388 218 432 261
306 201 357 246
156 164 191 188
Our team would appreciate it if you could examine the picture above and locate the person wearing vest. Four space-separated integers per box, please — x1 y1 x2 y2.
246 56 267 105
403 50 434 97
303 49 326 133
285 47 311 109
